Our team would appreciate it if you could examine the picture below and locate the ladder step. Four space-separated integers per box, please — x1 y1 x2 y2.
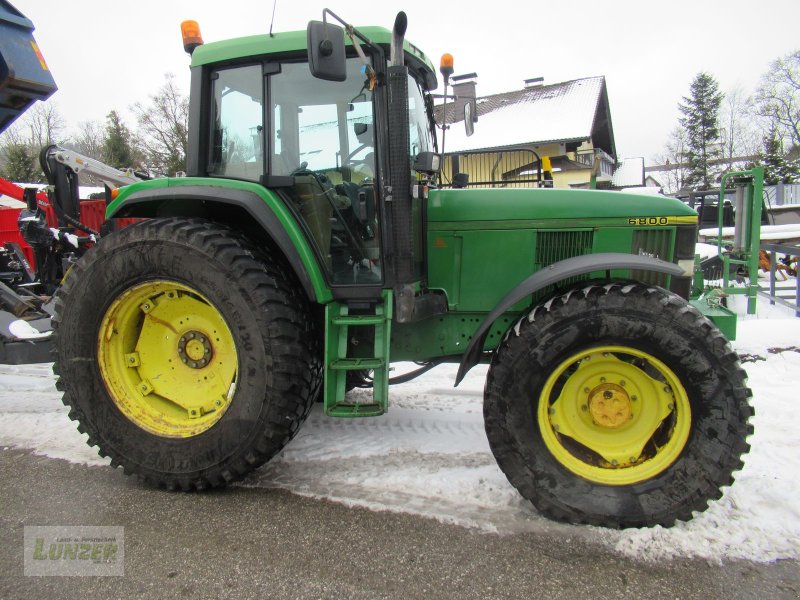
330 358 385 370
326 402 385 417
331 315 385 326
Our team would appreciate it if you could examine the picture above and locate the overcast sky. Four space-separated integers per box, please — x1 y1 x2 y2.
8 0 800 163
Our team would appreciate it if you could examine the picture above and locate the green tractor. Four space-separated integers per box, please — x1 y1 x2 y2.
53 10 752 528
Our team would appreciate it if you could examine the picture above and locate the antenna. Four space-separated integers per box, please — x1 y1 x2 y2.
269 0 278 37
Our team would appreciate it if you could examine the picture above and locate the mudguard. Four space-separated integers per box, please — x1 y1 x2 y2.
108 184 328 303
454 253 684 385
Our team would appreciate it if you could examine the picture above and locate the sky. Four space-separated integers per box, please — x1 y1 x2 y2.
7 0 800 163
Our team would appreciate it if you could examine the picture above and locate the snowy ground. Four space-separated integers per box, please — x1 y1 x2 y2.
1 296 798 565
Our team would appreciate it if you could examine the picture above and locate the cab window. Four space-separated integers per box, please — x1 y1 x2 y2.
270 59 380 284
207 65 264 181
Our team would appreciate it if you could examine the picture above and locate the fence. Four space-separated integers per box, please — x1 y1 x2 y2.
763 183 800 206
440 149 546 188
759 242 800 317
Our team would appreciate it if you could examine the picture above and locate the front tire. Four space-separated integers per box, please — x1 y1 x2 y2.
484 282 753 528
53 218 321 490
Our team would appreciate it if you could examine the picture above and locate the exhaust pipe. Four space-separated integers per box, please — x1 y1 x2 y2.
390 11 407 66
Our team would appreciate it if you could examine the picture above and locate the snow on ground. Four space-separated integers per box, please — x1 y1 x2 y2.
1 300 798 564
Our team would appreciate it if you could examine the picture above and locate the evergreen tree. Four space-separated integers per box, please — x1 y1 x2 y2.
102 110 138 169
0 141 40 182
679 72 723 189
762 127 800 184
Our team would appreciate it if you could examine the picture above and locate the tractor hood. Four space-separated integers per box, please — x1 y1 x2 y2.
427 188 697 225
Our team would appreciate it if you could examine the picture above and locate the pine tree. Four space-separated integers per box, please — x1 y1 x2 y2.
679 72 723 189
762 127 800 184
0 141 40 182
102 110 138 170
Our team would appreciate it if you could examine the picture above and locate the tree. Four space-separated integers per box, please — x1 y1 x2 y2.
679 72 723 189
132 74 189 176
756 50 800 149
70 120 105 160
102 110 139 170
26 102 65 148
655 126 690 194
761 126 800 185
0 128 40 182
719 86 759 173
0 102 65 182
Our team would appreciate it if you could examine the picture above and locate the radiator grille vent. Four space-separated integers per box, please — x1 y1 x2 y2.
535 230 594 267
534 231 594 297
631 229 672 286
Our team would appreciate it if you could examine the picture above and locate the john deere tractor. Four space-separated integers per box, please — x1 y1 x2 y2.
52 10 752 528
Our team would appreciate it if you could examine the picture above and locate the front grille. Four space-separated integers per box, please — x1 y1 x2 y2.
536 230 594 267
631 229 672 286
533 231 594 298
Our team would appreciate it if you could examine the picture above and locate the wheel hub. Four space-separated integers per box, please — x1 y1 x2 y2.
97 280 238 438
177 330 213 368
538 346 692 485
588 383 631 429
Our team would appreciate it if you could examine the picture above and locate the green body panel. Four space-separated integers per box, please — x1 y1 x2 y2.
392 313 517 362
690 298 737 340
108 177 333 304
191 26 435 74
427 188 697 225
391 188 696 361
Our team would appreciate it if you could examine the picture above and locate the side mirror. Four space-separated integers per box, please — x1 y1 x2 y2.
307 20 346 81
413 151 441 175
464 103 474 137
453 78 478 137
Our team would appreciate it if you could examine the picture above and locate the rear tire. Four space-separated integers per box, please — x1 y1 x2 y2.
53 217 321 490
484 282 753 528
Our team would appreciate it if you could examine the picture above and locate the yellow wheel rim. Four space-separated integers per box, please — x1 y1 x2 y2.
97 280 238 438
538 346 691 486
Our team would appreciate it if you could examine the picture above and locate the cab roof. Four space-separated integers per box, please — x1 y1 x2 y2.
191 25 436 87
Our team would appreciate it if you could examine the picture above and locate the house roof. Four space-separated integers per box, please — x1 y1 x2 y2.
438 76 615 157
612 157 645 188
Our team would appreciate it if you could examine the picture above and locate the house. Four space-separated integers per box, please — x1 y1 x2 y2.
436 76 617 189
611 157 645 190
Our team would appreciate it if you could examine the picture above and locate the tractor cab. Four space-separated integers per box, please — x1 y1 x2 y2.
184 14 440 303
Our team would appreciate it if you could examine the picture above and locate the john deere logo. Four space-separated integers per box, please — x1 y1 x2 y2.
24 526 124 576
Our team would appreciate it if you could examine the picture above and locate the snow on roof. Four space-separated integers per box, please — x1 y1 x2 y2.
442 77 605 153
612 157 645 187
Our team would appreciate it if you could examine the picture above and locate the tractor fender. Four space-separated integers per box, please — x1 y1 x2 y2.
454 253 684 386
107 185 329 303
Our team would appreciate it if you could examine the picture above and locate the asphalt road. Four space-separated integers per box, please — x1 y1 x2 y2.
0 448 798 600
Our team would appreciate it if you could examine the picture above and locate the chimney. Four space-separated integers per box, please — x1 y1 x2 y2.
524 77 544 88
452 72 478 124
